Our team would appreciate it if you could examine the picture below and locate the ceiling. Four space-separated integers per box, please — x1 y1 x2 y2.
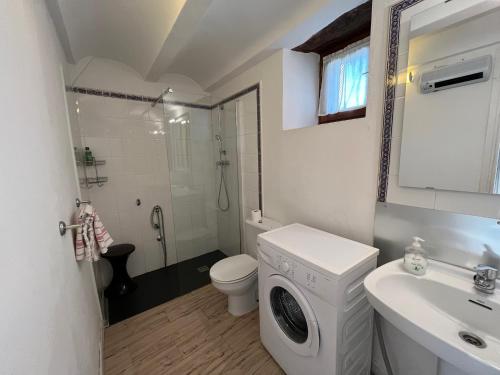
47 0 366 90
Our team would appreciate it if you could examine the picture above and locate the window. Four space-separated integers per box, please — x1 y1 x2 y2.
293 1 371 124
319 38 369 122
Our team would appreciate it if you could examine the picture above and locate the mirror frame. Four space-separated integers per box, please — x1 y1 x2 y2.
377 0 425 202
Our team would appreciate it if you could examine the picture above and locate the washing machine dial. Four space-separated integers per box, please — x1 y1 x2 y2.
282 261 290 273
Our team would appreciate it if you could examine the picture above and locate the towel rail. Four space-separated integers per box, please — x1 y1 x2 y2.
59 199 91 235
59 221 80 236
76 198 91 207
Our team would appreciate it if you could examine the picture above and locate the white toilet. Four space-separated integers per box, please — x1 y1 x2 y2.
210 217 281 316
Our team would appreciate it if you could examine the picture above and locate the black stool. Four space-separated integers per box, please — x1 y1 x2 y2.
102 244 137 298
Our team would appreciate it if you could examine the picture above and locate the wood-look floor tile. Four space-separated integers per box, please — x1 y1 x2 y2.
131 341 182 375
104 347 136 375
104 321 132 359
104 285 283 375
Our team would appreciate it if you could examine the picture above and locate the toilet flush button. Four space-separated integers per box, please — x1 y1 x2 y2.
282 262 290 273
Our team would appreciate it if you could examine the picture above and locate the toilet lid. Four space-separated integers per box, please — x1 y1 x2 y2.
210 254 258 283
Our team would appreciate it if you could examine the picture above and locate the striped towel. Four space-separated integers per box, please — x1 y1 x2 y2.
74 204 113 262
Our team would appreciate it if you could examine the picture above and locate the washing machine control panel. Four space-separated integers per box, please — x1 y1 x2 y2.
274 253 331 295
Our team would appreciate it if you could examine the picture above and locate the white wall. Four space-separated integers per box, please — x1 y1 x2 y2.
0 1 101 374
211 44 386 246
282 49 320 130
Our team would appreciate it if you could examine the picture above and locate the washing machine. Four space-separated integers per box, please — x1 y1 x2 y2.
257 223 379 375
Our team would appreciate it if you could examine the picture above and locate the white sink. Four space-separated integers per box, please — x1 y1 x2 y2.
364 259 500 375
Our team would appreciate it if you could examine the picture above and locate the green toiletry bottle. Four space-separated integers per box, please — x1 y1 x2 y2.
84 147 93 163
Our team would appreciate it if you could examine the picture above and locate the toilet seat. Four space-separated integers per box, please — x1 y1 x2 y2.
210 254 258 283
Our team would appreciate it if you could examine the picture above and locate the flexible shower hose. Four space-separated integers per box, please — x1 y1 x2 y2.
217 165 230 212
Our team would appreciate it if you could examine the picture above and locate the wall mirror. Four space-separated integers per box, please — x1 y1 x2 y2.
379 0 500 201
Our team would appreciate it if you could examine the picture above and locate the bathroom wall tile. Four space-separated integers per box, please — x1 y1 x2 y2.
79 95 128 119
88 184 119 215
243 172 259 193
395 67 408 99
121 136 148 158
397 51 409 71
116 187 141 213
435 190 500 219
391 97 405 139
98 157 123 180
242 153 258 174
398 23 410 54
151 137 168 159
84 136 112 158
120 119 149 138
126 245 146 278
387 177 436 209
113 173 136 189
108 138 123 158
389 137 401 177
223 121 237 140
241 134 258 155
143 231 166 272
148 105 164 123
78 115 123 138
127 101 150 121
244 189 259 211
239 92 257 114
240 111 258 135
100 211 121 241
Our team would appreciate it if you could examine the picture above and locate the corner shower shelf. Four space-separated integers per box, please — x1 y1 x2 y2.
74 151 109 188
77 160 106 166
80 177 109 185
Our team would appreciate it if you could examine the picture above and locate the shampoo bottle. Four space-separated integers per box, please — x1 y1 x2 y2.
403 237 428 276
84 147 93 163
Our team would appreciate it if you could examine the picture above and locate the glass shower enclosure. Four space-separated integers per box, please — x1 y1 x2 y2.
162 96 242 275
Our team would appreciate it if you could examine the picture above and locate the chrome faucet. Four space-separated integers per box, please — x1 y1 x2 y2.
473 265 498 294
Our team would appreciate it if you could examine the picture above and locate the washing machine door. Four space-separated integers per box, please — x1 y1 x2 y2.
264 274 320 357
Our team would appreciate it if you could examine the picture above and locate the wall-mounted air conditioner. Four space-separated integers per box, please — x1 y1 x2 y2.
420 55 492 94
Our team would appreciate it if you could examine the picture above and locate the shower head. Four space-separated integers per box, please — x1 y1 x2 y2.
215 134 224 148
215 134 225 154
151 87 173 108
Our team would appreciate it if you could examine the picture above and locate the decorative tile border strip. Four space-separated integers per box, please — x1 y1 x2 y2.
377 0 424 202
67 86 212 110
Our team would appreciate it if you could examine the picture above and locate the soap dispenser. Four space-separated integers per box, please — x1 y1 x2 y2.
403 237 428 275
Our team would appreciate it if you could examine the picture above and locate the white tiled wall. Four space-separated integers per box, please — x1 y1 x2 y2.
237 92 260 254
210 91 260 258
212 103 242 257
76 94 177 278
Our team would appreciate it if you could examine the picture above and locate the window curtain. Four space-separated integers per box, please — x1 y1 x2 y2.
318 37 370 116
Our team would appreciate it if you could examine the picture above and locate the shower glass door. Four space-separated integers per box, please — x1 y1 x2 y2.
162 95 241 267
